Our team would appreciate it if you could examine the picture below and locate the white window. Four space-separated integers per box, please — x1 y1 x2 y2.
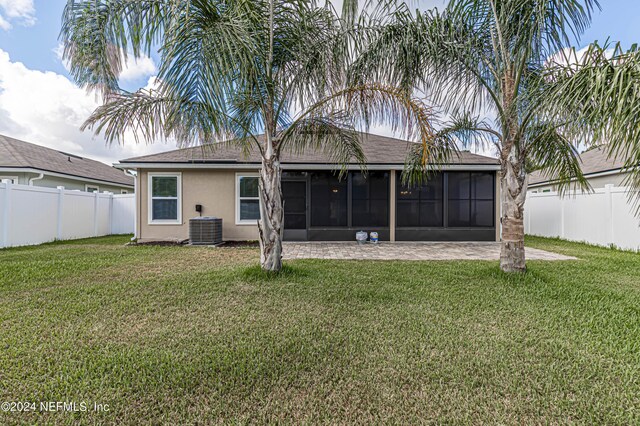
236 173 260 224
85 184 100 193
148 173 182 224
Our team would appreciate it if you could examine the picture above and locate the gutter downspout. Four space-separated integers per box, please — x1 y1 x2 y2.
28 173 44 186
123 168 138 241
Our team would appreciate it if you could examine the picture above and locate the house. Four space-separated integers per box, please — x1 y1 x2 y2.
0 134 134 193
529 146 630 192
116 133 501 243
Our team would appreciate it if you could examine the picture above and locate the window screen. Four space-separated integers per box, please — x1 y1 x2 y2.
397 173 444 227
310 172 347 227
283 181 306 229
351 172 389 227
447 172 494 227
238 176 260 221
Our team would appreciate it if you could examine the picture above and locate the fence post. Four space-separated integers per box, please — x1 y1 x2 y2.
559 196 565 239
605 184 614 245
133 174 138 240
93 191 99 237
56 186 64 240
1 181 12 247
108 193 114 235
525 199 531 234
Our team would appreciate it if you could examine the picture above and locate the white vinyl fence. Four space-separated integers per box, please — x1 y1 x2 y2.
0 181 135 248
525 184 640 251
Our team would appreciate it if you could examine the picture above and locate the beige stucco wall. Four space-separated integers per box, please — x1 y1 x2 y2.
138 168 260 242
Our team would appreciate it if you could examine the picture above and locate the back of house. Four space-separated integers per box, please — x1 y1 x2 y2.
117 133 501 243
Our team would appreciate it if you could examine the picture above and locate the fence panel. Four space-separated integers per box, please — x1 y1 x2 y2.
611 188 640 251
563 191 609 246
112 194 136 235
525 185 640 251
61 191 96 240
0 182 135 248
7 185 59 247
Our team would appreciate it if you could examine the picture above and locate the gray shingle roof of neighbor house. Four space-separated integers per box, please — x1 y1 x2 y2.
119 133 500 166
0 133 134 186
529 146 628 186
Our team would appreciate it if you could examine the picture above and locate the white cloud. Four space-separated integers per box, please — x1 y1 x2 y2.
0 14 10 30
119 54 158 81
0 49 172 164
0 0 35 30
54 44 157 84
547 45 615 70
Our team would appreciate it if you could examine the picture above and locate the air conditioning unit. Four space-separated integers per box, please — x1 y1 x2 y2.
189 217 223 245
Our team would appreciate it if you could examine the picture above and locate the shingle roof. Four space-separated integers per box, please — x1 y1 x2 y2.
120 133 499 166
0 134 134 186
529 146 627 186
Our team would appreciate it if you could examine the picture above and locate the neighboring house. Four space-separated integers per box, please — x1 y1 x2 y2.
0 134 134 193
525 145 640 251
529 146 630 192
117 133 500 243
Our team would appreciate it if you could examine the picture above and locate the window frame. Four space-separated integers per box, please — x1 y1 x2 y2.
85 184 100 193
147 172 182 225
235 172 260 225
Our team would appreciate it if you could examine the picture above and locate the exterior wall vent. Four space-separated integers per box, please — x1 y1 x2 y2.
189 217 222 245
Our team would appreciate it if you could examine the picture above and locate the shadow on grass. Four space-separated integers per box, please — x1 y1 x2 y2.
241 263 310 282
0 234 134 253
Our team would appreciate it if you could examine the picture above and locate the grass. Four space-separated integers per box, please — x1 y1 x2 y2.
0 235 639 424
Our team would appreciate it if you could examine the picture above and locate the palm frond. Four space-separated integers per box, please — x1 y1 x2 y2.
61 0 171 95
524 123 589 195
292 83 445 162
81 87 233 147
280 114 366 178
543 41 640 205
401 112 503 186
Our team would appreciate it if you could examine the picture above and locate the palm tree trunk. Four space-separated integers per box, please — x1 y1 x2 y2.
499 145 528 273
258 155 284 272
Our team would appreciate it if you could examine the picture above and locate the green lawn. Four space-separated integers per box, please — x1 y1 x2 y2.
0 236 639 424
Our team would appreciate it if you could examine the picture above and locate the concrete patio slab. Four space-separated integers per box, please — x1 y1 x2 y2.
282 241 576 261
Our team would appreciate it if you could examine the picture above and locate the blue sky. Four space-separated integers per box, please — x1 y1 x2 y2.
0 0 638 163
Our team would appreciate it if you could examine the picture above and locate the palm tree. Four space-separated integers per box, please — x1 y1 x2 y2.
60 0 447 272
353 0 640 273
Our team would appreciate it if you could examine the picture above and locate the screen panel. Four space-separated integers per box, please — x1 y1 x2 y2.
447 172 494 227
397 173 444 228
310 173 348 227
352 172 389 227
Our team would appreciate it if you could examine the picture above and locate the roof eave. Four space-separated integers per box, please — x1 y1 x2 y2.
115 161 501 171
0 166 134 187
